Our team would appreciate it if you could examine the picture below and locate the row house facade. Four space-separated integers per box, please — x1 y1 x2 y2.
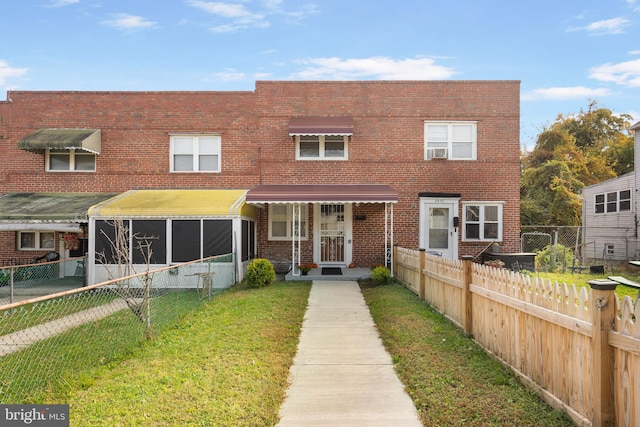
0 80 521 283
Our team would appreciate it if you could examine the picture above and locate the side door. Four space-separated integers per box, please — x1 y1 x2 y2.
419 197 459 259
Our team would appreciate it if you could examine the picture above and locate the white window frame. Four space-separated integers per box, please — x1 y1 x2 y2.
18 231 56 250
268 204 309 241
295 135 349 160
594 190 631 214
170 134 221 173
424 121 477 160
461 202 503 242
46 149 96 172
605 244 615 256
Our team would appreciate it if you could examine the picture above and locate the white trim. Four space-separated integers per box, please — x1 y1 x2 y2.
461 201 504 242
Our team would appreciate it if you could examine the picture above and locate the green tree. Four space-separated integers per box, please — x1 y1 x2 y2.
521 102 633 226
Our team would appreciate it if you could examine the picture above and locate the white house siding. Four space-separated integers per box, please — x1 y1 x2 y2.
581 172 637 261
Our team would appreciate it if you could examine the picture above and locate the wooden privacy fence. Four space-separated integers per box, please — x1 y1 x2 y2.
393 246 640 427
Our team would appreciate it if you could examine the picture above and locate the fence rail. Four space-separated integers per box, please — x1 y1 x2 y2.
394 246 639 427
0 254 235 403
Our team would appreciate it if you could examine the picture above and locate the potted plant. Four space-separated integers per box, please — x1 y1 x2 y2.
491 242 500 253
299 264 313 275
484 259 505 269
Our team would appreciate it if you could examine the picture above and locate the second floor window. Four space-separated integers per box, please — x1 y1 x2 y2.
171 135 221 172
424 122 477 160
47 149 96 172
296 135 348 160
595 190 631 214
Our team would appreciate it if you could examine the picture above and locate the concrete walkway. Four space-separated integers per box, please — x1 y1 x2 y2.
277 281 422 427
0 299 129 356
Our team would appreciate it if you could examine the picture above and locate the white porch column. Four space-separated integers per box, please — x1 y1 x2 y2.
291 203 301 276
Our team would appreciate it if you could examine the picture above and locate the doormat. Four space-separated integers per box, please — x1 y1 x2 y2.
322 267 343 276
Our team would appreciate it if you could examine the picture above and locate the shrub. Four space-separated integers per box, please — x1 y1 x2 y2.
0 270 8 286
535 244 574 272
245 258 276 288
370 266 392 286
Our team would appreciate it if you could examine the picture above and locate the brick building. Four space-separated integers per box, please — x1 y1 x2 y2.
0 80 521 282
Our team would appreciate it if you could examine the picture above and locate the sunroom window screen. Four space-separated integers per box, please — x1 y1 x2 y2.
132 220 166 264
172 220 201 262
203 220 232 257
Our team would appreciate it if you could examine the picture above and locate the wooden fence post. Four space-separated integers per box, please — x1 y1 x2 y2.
588 279 617 427
419 249 426 300
462 256 474 335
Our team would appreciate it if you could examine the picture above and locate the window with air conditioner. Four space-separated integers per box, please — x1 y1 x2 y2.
424 122 477 160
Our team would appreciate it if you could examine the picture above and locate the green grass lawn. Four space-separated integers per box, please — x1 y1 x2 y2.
68 281 311 426
361 282 574 427
528 269 640 300
61 279 576 426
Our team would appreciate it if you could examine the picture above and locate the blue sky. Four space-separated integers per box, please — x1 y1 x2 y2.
1 0 640 149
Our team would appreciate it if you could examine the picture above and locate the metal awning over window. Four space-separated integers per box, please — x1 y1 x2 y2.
18 129 101 154
246 184 398 204
0 192 117 231
288 117 354 136
87 189 255 218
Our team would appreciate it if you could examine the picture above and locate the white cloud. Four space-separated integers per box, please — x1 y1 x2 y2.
590 59 640 87
0 60 28 85
186 0 316 32
187 1 255 18
102 13 157 31
522 86 611 101
567 17 631 36
212 69 245 81
290 57 457 80
188 0 267 32
567 17 630 35
44 0 79 8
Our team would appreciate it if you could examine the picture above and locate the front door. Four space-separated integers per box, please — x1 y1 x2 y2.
420 197 459 259
315 204 352 265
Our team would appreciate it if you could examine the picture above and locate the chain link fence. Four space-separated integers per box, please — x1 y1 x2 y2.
0 254 234 403
521 225 636 272
1 257 87 307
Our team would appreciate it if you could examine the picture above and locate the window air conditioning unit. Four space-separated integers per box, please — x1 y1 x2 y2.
431 148 448 159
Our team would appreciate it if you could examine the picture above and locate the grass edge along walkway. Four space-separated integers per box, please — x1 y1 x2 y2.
361 282 575 426
68 281 311 426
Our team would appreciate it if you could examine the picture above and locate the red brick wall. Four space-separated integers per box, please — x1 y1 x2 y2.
0 81 521 264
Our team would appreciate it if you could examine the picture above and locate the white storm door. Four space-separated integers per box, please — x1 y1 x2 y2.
314 204 352 265
420 198 459 259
